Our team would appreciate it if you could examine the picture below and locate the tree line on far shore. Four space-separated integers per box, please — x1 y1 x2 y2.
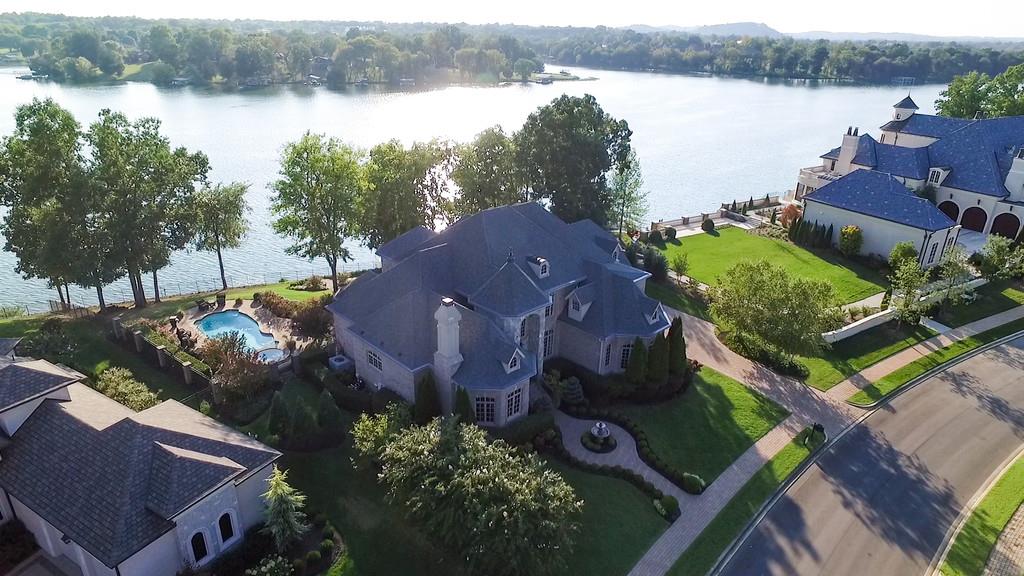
0 94 648 309
4 13 1024 87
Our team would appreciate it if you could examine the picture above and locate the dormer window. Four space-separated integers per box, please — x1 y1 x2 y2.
527 256 550 279
509 355 519 371
571 298 581 313
929 169 941 184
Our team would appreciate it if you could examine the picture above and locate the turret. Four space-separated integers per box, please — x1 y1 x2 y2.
1006 147 1024 202
893 95 918 121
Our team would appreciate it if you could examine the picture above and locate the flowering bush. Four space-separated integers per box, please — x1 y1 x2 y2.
244 555 293 576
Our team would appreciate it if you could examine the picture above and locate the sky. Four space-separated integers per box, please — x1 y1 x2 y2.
4 0 1022 38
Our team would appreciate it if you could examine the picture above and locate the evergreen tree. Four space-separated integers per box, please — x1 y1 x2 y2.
290 405 319 443
825 224 834 247
770 208 778 225
414 373 442 424
668 317 687 378
267 390 289 437
764 193 770 206
454 386 474 423
730 199 737 212
625 337 648 387
647 333 669 390
262 466 309 553
748 196 754 209
316 389 345 436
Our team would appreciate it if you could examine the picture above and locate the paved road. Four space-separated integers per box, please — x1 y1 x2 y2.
719 336 1024 576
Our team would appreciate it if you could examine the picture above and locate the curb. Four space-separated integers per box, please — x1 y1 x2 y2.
927 447 1024 576
846 327 1024 409
709 329 1024 576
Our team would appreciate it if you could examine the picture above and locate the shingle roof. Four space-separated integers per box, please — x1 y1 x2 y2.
0 384 280 568
894 95 919 110
470 258 550 317
846 134 932 180
879 114 972 139
376 225 437 261
0 359 80 412
924 116 1024 197
805 170 956 231
562 261 670 339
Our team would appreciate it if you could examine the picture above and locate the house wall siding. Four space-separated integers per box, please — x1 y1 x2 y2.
557 321 603 374
172 483 243 569
341 326 416 402
119 530 180 576
10 495 116 576
804 200 954 266
235 465 274 531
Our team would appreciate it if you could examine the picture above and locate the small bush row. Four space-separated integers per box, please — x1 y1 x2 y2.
719 330 810 378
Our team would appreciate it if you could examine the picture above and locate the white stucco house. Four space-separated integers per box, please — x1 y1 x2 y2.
0 342 280 576
327 202 670 427
792 96 1024 257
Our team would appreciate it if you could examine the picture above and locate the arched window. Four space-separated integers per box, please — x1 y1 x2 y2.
190 532 209 564
218 512 235 544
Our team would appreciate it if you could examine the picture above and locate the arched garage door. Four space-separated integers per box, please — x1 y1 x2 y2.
961 207 988 232
991 212 1021 239
938 201 959 222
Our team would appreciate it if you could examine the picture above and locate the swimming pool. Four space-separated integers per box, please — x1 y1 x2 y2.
196 310 278 353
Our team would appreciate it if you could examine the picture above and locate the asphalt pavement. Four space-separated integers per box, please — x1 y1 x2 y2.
718 336 1024 576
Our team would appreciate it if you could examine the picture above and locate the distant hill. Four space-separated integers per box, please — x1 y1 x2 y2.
627 22 784 38
790 30 1024 43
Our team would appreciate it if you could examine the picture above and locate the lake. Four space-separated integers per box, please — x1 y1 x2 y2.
0 66 944 311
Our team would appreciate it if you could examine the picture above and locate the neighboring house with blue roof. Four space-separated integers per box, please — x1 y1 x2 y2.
0 353 280 576
328 203 670 427
792 96 1024 249
803 170 959 267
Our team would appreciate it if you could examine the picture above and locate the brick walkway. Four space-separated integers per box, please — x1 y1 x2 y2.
983 504 1024 576
827 305 1024 402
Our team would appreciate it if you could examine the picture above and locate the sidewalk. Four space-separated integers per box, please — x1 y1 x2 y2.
827 305 1024 401
984 504 1024 576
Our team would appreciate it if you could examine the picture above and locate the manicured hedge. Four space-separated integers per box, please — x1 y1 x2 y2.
491 411 556 446
135 324 212 375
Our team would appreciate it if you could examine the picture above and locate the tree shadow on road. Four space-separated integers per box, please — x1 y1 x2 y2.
940 344 1024 439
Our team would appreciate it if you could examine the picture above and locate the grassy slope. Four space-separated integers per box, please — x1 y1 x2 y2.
799 323 936 391
645 280 710 320
668 429 824 576
657 227 887 304
547 459 669 576
941 459 1024 576
849 317 1024 405
618 368 789 483
937 280 1024 328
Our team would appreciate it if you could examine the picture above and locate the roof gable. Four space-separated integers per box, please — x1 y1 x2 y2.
0 360 79 412
805 170 956 231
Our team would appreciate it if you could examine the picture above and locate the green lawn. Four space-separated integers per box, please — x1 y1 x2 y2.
240 375 323 439
936 280 1024 328
546 459 669 576
618 368 789 484
645 280 710 320
119 61 159 82
940 458 1024 576
849 317 1024 405
799 323 936 391
668 428 824 576
657 227 887 304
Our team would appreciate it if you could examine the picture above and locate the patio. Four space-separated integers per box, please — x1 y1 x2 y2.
956 229 988 255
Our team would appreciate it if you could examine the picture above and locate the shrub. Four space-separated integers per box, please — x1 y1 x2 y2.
292 558 306 573
413 373 442 424
234 297 244 307
580 430 617 453
19 320 76 365
320 538 335 555
304 275 327 291
646 333 669 391
289 407 320 447
780 204 802 228
454 386 474 423
293 295 333 340
663 226 677 240
244 555 293 576
325 375 372 413
839 225 863 257
648 228 664 244
252 292 263 304
625 337 648 388
719 330 810 378
199 400 214 417
95 367 159 411
371 388 407 413
643 248 669 282
200 333 271 405
491 411 556 445
681 472 707 494
322 523 337 540
260 292 297 319
306 550 322 565
660 495 680 521
268 391 290 436
317 389 346 437
701 218 715 232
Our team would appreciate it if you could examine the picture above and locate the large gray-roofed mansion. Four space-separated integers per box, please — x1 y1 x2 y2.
328 202 670 427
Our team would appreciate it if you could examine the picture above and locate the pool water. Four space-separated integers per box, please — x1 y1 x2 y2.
257 348 288 363
197 310 278 352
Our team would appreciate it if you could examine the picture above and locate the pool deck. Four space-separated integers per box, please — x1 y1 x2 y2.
178 300 311 352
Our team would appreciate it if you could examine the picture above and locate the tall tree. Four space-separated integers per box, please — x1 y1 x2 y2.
194 182 250 290
668 317 687 378
889 259 928 326
86 109 209 308
452 126 525 216
261 466 309 553
610 149 648 236
271 132 363 292
515 94 632 225
935 71 990 118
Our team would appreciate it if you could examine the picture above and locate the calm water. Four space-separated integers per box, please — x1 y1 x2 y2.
0 66 943 311
196 310 278 351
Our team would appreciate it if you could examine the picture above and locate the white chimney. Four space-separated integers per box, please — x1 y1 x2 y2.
1006 148 1024 202
432 297 463 414
836 127 860 175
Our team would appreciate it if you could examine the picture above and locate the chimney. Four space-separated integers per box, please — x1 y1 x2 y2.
1005 147 1024 202
836 127 861 174
432 297 463 414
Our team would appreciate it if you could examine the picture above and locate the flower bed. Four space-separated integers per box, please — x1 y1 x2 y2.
580 430 617 454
